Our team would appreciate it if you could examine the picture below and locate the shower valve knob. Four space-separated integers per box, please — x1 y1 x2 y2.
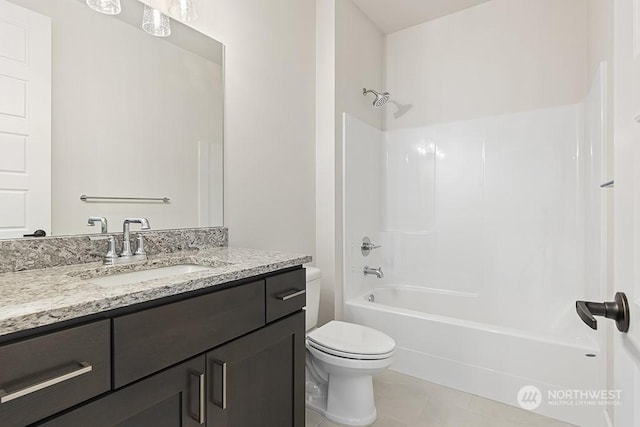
575 292 630 333
361 237 381 256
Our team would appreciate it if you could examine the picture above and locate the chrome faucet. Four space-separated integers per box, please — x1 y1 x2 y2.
121 218 150 258
89 218 151 266
87 216 108 234
364 266 384 279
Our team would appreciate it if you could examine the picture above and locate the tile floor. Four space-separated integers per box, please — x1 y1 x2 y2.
305 370 576 427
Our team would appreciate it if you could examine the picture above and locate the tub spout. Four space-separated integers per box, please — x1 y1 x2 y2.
364 266 384 279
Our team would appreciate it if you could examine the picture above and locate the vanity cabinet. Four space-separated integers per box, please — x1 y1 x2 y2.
39 355 206 427
207 311 305 427
0 267 306 427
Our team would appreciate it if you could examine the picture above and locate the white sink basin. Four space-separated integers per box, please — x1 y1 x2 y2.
88 264 218 287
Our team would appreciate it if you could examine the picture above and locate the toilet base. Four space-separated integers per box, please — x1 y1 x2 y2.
304 325 394 427
305 370 378 426
306 400 377 427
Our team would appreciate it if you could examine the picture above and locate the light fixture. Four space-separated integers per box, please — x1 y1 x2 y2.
86 0 121 15
142 5 172 37
169 0 198 22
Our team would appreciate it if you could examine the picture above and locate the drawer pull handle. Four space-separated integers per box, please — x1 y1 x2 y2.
212 359 227 410
190 371 205 424
0 362 92 404
277 289 306 301
198 371 205 423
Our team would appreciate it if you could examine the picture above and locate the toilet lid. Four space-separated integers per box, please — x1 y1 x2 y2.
307 321 395 357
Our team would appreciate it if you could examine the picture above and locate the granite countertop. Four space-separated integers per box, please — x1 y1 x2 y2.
0 247 312 338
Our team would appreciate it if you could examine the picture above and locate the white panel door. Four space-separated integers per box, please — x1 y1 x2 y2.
0 0 50 238
612 0 640 426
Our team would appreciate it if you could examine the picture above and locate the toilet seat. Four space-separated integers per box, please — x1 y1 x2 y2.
307 321 395 360
307 340 394 360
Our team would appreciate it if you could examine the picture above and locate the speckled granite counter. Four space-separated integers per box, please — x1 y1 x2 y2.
0 247 311 338
0 227 229 274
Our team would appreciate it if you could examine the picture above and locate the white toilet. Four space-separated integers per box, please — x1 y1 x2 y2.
305 267 395 426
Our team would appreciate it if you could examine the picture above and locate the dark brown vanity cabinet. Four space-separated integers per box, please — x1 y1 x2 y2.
207 311 305 427
0 267 306 427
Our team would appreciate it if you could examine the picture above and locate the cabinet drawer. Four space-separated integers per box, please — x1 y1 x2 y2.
113 281 265 388
39 355 206 427
0 320 111 427
266 269 306 323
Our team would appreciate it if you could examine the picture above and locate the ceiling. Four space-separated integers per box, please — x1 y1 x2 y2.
352 0 492 34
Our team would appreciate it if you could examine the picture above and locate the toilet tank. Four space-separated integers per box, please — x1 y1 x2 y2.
305 267 321 331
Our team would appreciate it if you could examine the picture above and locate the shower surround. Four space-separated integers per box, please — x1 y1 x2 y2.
342 63 608 427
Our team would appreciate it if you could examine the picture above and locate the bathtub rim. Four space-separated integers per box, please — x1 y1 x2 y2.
347 285 600 354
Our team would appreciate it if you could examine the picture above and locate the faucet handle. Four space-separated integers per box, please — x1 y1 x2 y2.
361 237 382 256
134 233 146 256
105 236 118 260
90 235 118 264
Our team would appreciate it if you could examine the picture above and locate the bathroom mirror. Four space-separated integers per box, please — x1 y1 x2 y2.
0 0 223 238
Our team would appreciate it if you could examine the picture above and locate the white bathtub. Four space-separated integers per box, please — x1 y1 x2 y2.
344 286 607 427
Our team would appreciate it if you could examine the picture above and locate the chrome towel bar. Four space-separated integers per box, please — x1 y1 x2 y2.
80 195 170 203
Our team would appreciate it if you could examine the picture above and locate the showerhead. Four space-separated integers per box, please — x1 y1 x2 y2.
363 88 390 108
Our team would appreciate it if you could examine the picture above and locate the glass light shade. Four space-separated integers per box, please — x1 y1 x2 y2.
142 5 172 37
86 0 121 15
169 0 198 22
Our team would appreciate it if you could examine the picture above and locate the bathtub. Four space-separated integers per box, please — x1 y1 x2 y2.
344 286 607 427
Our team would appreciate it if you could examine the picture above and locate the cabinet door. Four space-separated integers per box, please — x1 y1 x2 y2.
207 311 305 427
39 356 206 427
